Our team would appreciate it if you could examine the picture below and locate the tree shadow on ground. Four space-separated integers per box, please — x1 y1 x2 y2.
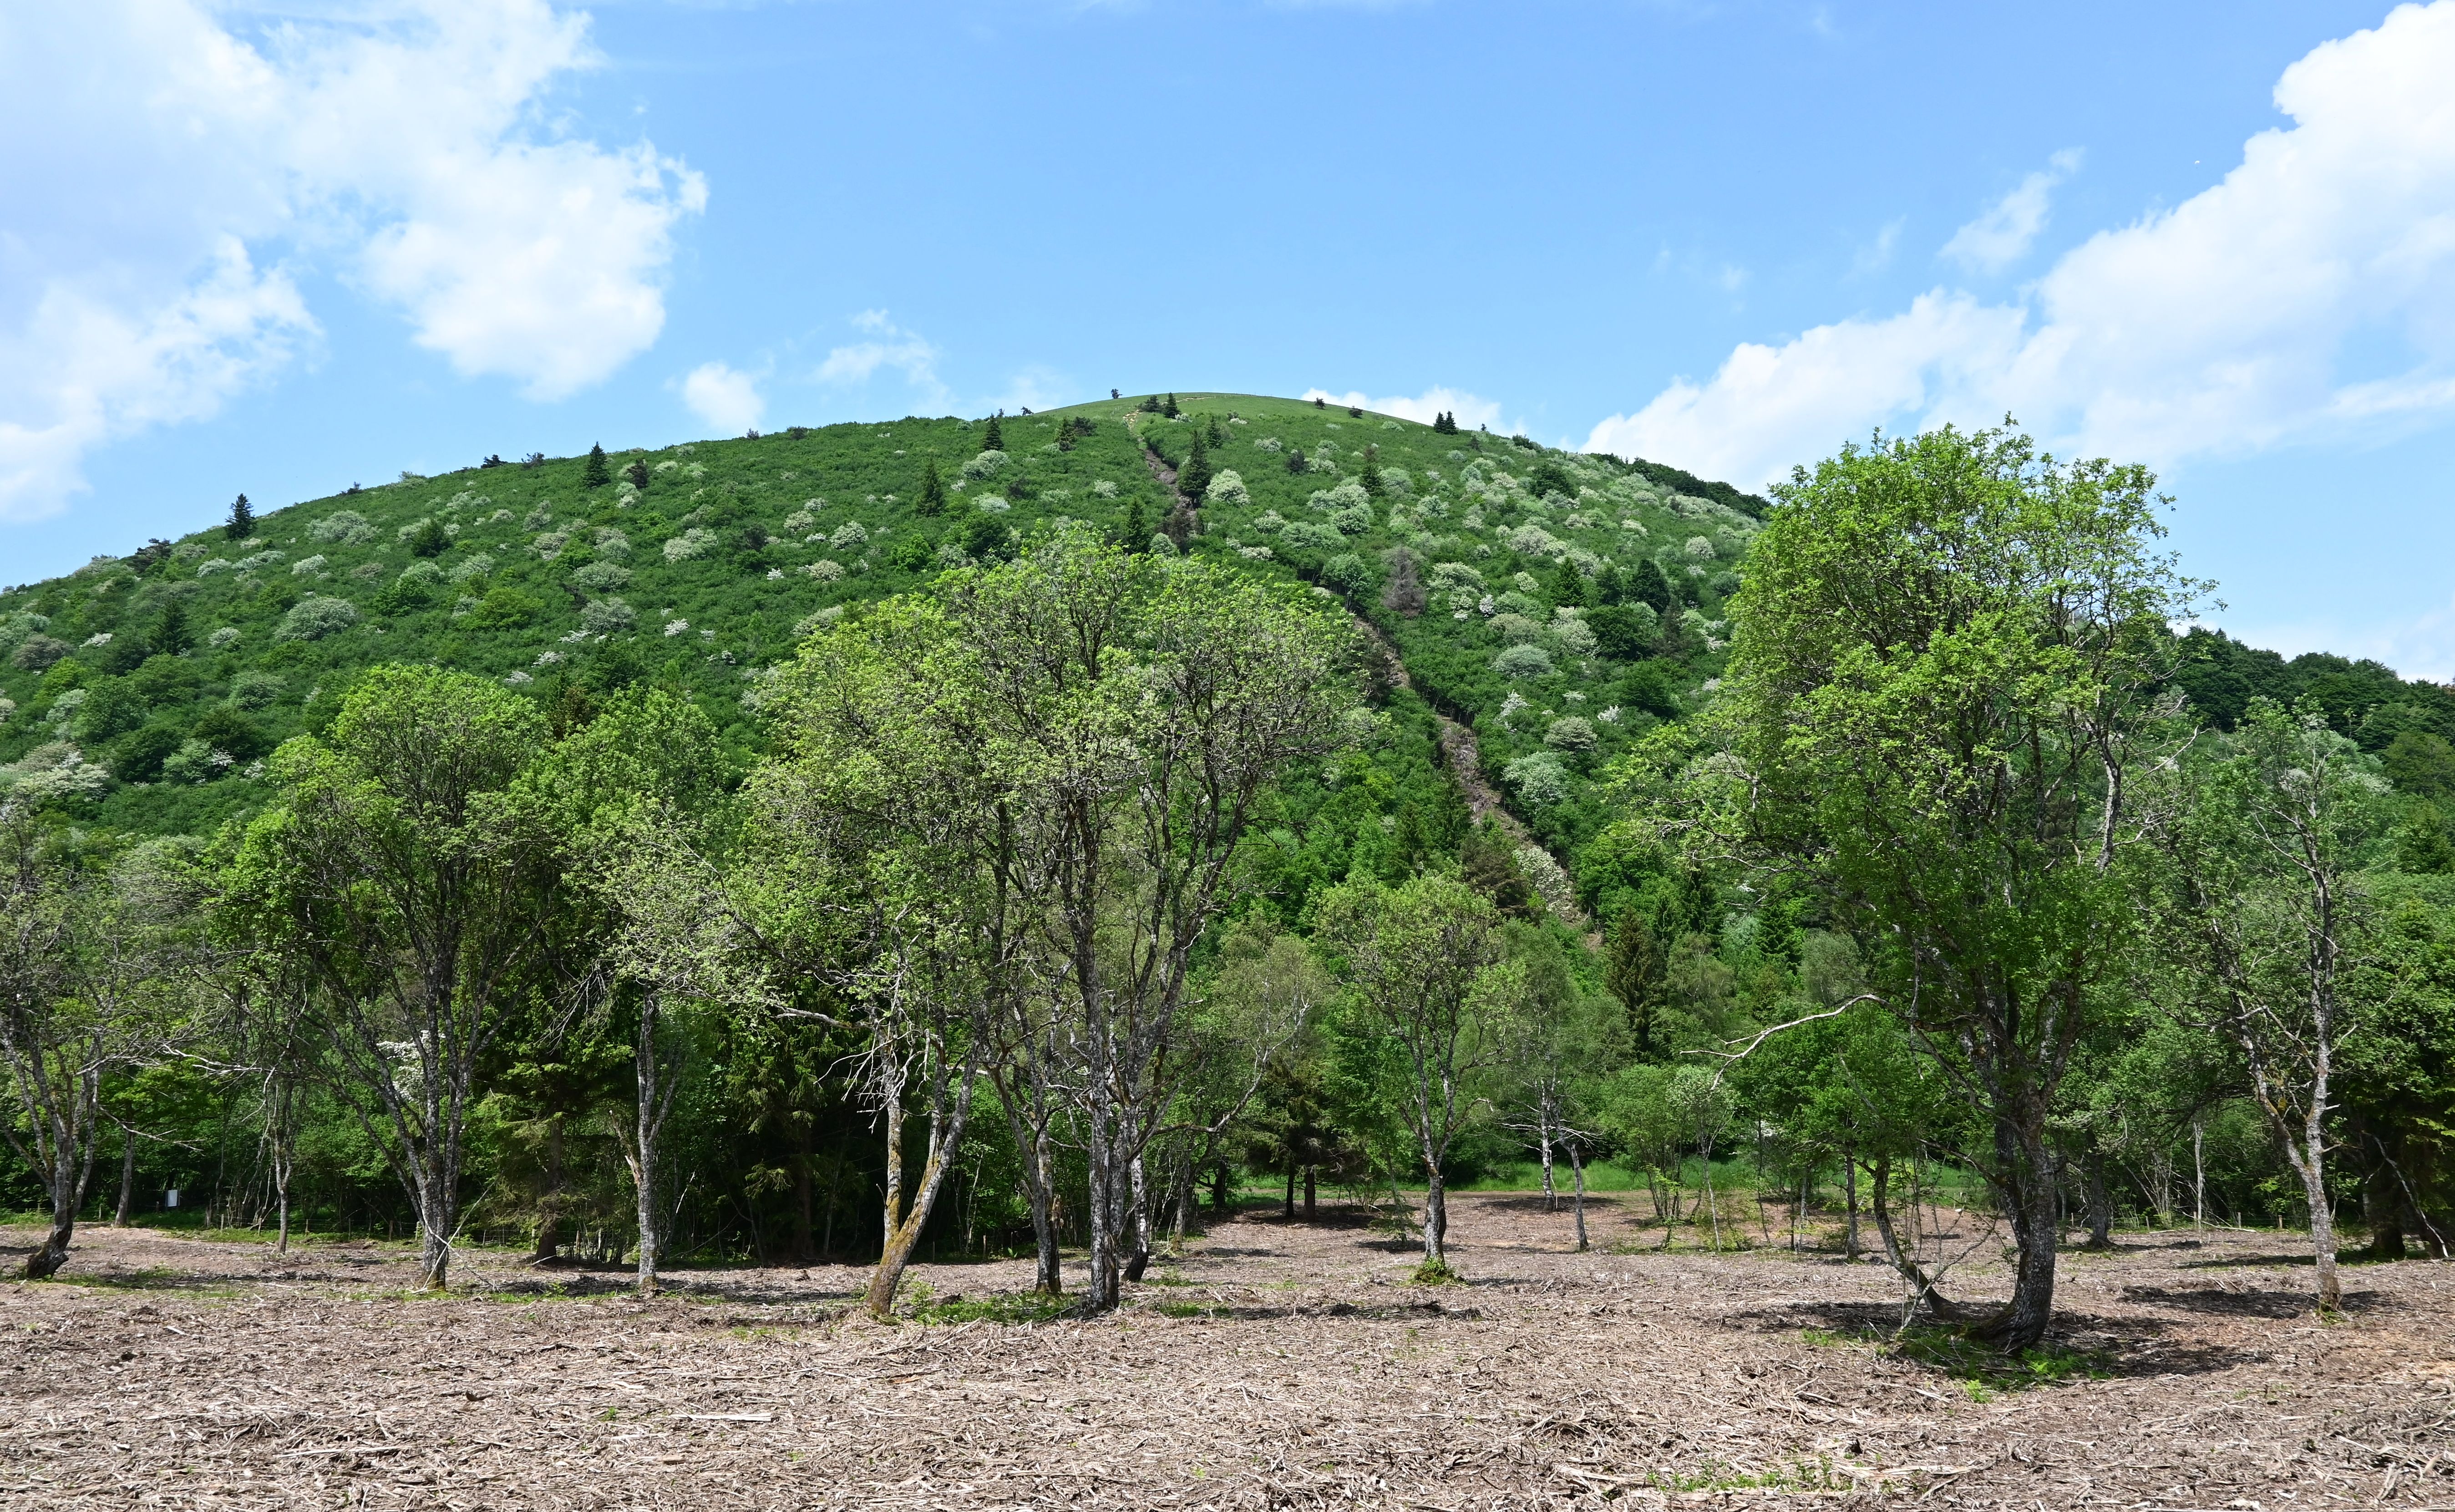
1734 1298 2263 1380
2119 1282 2386 1318
1467 1193 1627 1216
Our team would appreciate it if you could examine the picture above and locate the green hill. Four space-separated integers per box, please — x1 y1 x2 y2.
0 394 1761 849
7 390 2455 878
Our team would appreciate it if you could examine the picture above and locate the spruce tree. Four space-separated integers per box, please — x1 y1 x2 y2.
1629 557 1674 614
156 596 194 656
1119 496 1148 552
624 458 650 489
1162 393 1180 418
1550 559 1591 609
582 444 611 488
1179 429 1213 499
916 457 946 516
1285 442 1309 474
224 493 254 540
1359 444 1384 499
983 413 1004 452
1205 414 1224 448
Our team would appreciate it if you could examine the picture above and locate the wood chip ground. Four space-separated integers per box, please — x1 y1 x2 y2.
3 1192 2449 1508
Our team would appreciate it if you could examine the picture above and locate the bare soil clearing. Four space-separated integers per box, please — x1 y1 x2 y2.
3 1194 2450 1509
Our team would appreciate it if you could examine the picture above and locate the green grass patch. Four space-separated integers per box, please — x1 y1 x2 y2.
904 1289 1072 1326
1807 1321 2112 1394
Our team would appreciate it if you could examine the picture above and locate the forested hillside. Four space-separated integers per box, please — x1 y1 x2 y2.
3 397 2452 1339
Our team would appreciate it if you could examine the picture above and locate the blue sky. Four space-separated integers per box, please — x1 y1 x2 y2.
6 1 2453 672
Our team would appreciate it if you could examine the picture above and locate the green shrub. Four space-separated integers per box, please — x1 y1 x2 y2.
1493 644 1554 679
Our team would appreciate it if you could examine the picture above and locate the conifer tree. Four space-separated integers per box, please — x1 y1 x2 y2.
1205 414 1224 448
915 457 946 516
1359 444 1385 499
582 444 611 489
1119 496 1148 552
155 596 194 656
1163 393 1180 418
1550 559 1591 609
1285 441 1309 474
225 493 254 540
1629 558 1674 614
624 458 650 489
983 413 1004 452
1179 429 1213 500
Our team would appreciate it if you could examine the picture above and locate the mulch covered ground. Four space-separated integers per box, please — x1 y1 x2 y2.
2 1192 2449 1509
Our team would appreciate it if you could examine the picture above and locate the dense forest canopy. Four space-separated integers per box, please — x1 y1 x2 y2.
2 399 2448 1343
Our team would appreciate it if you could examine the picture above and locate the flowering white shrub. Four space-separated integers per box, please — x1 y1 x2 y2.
309 511 376 546
663 528 720 562
236 551 285 571
1501 751 1571 807
1279 521 1342 551
1089 479 1118 499
805 560 845 582
1238 546 1273 560
1253 436 1283 453
1490 613 1544 645
527 531 568 562
1504 523 1567 558
1686 534 1716 559
1309 480 1369 513
1515 844 1577 918
533 650 564 668
974 498 1009 513
1544 715 1597 751
664 619 690 637
524 506 555 529
229 670 281 709
0 697 14 725
1381 468 1412 498
1205 470 1250 507
794 606 845 637
170 542 207 561
82 632 112 648
208 627 241 649
1329 504 1373 535
1622 519 1647 535
274 595 358 642
397 559 445 589
447 553 494 583
291 555 327 576
1497 690 1529 726
961 450 1009 479
828 521 869 550
782 509 816 533
46 690 86 725
580 598 636 634
1552 614 1598 656
504 670 534 687
686 463 707 479
0 743 113 804
655 459 679 473
1598 705 1622 724
572 561 630 590
1494 643 1555 679
1250 511 1286 533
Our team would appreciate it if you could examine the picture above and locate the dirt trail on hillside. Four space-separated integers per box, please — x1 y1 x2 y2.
4 1196 2450 1509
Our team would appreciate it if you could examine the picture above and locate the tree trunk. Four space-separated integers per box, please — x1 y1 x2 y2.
1121 1155 1151 1283
1867 1155 1951 1315
1973 1115 2060 1350
2082 1155 2114 1250
533 1113 564 1260
2363 1128 2408 1261
112 1126 136 1228
415 1177 453 1290
1303 1165 1316 1222
1028 1125 1061 1295
1568 1142 1588 1253
1538 1120 1557 1212
1843 1152 1861 1260
1421 1137 1450 1269
1283 1164 1296 1221
2192 1116 2206 1238
1210 1158 1231 1215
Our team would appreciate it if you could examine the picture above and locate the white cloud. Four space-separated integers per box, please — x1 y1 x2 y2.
1941 149 2083 273
1588 2 2455 489
1301 386 1508 431
0 0 703 523
680 362 766 434
814 310 946 402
